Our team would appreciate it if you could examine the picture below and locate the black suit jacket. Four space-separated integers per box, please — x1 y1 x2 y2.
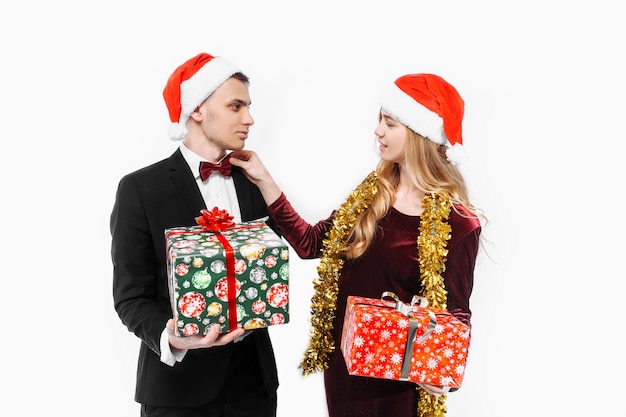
110 148 279 406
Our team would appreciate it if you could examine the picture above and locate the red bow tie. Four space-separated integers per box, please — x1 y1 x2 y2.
199 157 232 180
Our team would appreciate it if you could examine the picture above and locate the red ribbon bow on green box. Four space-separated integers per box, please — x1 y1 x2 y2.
196 207 238 331
195 207 236 230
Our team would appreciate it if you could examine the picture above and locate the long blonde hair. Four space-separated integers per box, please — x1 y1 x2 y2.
345 127 483 260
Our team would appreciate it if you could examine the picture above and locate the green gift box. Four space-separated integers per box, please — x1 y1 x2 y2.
165 210 289 337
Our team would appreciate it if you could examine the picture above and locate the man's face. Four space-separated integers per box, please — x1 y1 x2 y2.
198 77 254 151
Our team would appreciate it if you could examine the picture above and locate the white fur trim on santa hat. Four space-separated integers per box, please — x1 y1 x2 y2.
445 143 467 165
168 123 187 142
168 56 240 141
380 83 447 146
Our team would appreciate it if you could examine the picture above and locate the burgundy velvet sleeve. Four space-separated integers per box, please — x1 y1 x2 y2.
443 208 482 328
267 193 333 259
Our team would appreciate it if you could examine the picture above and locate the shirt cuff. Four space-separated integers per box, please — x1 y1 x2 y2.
159 326 187 366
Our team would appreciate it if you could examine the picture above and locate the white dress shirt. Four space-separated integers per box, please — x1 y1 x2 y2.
160 143 243 366
179 143 242 222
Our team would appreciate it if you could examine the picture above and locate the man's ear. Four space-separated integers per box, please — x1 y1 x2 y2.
189 106 202 122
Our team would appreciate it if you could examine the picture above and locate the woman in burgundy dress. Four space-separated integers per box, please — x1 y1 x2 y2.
231 73 484 417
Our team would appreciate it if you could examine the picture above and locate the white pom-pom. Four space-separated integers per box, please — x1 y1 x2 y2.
167 123 187 141
445 143 467 165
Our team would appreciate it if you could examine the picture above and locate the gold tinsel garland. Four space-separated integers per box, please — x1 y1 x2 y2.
299 172 453 417
299 170 379 375
416 193 452 417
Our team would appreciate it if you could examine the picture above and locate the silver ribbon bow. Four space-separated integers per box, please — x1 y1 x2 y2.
381 291 437 381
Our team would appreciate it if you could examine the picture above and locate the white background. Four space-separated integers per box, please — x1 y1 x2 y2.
1 1 624 416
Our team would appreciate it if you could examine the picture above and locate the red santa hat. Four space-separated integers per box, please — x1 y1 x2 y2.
163 52 241 141
380 73 466 164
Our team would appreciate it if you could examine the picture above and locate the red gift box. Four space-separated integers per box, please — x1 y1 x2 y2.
340 292 470 388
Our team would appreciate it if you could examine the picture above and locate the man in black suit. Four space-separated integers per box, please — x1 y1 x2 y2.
110 52 278 417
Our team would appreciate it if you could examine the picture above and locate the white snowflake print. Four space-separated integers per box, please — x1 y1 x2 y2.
455 364 465 375
440 376 453 386
390 353 403 365
380 329 392 340
365 352 375 362
354 336 365 348
362 312 373 322
426 357 439 370
384 369 396 379
443 347 454 358
398 318 409 329
434 323 445 334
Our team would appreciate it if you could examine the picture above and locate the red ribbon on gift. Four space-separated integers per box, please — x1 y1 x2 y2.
195 207 236 231
166 208 244 332
196 208 238 332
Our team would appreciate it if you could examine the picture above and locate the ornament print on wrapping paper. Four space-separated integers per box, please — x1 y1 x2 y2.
166 208 290 336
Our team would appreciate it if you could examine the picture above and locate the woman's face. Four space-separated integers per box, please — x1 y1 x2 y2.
374 109 408 164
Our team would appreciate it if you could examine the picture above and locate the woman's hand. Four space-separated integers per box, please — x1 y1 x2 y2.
417 383 451 397
229 150 282 205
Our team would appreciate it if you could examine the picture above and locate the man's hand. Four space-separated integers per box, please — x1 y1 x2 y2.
166 319 246 350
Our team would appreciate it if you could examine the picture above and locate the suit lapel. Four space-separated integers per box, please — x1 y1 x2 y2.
167 149 206 218
231 167 254 220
